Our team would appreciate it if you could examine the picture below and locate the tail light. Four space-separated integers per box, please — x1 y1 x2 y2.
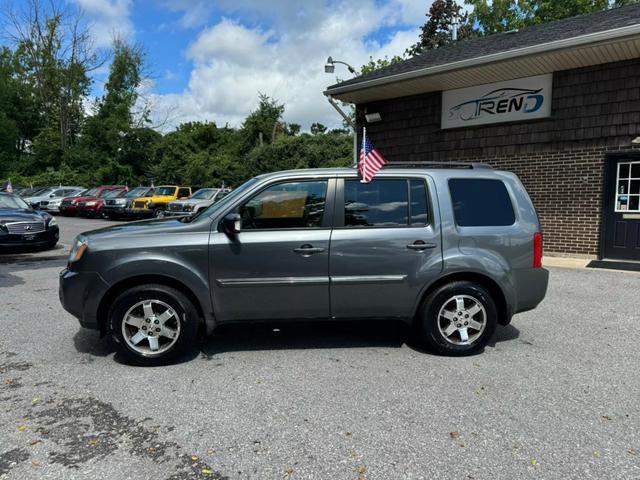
533 232 543 268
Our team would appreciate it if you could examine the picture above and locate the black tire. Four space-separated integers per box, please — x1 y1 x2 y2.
153 208 165 218
416 281 497 356
109 284 199 366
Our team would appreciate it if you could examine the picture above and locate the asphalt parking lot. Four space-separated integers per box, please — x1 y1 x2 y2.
1 216 639 479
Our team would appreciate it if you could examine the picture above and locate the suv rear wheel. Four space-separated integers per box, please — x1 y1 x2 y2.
417 281 497 356
109 284 198 366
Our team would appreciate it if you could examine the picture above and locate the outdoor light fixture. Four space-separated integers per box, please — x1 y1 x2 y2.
324 57 335 74
365 112 382 123
324 56 357 75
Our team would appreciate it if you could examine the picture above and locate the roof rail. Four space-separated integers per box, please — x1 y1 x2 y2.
381 162 493 170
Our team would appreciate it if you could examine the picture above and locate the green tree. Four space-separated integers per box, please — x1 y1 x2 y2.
407 0 474 56
310 122 327 135
466 0 613 35
359 55 404 76
241 94 285 151
7 0 99 172
83 40 146 157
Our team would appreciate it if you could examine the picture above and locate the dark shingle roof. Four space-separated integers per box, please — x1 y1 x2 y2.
327 4 640 91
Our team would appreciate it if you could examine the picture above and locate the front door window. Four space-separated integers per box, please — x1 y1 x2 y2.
240 180 328 230
615 161 640 212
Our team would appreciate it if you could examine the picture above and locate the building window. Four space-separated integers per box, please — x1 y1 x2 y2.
616 162 640 212
449 179 516 227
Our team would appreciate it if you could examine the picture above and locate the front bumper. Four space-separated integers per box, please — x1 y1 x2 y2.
59 205 78 215
0 227 59 248
77 205 103 217
127 208 153 218
59 268 110 330
102 206 128 218
165 210 193 217
40 204 61 213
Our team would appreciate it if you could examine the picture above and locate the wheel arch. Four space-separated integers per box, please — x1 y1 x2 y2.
414 272 511 326
96 274 207 336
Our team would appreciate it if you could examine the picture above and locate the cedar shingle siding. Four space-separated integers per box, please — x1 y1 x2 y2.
356 59 640 257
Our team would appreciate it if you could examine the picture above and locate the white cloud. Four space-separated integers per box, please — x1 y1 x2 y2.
74 0 134 48
151 1 430 131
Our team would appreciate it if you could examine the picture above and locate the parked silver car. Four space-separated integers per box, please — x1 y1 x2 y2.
60 164 549 365
26 186 86 212
165 188 230 217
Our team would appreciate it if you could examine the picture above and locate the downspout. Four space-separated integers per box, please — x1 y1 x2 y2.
325 94 358 168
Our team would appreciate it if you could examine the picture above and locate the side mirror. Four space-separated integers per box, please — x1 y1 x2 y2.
222 213 241 235
49 194 55 198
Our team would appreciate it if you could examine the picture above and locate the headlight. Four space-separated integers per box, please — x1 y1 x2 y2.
50 199 62 205
115 198 126 205
85 201 97 206
48 217 57 228
68 236 89 264
184 204 194 212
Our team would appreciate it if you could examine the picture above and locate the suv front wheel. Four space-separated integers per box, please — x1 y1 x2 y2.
109 284 199 366
417 281 497 356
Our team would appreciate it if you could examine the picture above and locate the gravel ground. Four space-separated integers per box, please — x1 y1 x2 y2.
1 216 639 479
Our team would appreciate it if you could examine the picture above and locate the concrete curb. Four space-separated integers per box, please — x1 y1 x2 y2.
543 257 589 269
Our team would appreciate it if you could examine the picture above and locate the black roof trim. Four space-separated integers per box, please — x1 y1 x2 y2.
326 4 640 92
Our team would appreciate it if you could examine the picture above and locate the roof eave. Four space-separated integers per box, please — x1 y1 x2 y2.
324 23 640 99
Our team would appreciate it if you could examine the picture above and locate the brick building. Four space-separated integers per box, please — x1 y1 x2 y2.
325 5 640 262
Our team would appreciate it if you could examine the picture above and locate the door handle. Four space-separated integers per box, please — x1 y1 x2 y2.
294 244 325 255
407 241 437 251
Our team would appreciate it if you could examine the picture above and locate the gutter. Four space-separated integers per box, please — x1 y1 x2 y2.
324 23 640 97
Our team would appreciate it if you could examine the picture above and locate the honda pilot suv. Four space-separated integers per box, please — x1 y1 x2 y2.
59 165 548 365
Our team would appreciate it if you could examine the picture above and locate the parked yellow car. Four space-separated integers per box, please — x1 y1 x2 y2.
127 186 193 218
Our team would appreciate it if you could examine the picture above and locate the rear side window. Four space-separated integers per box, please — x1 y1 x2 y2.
344 179 429 227
449 179 515 227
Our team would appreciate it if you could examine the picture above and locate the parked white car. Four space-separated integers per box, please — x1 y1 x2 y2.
29 187 86 212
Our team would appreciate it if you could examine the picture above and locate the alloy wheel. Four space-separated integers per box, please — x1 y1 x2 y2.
121 299 181 356
436 295 486 346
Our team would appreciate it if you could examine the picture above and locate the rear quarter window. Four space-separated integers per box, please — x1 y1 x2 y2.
449 178 515 227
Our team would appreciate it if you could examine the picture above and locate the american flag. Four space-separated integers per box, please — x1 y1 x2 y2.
359 128 388 183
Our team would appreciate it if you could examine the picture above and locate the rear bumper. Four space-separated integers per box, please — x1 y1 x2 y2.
514 268 549 314
59 268 110 330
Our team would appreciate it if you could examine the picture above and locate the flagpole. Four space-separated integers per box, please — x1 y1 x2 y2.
360 127 367 183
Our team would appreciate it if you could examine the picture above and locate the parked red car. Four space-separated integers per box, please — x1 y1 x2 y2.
59 186 126 217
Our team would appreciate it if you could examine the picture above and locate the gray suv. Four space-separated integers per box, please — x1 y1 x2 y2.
59 165 548 365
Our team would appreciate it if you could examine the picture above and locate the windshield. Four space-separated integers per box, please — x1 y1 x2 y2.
104 189 125 199
190 189 216 200
0 194 30 210
126 187 151 198
156 186 177 196
83 188 98 197
30 188 54 197
98 188 122 198
186 177 259 222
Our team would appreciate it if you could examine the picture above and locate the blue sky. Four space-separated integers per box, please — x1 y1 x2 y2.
15 0 433 130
